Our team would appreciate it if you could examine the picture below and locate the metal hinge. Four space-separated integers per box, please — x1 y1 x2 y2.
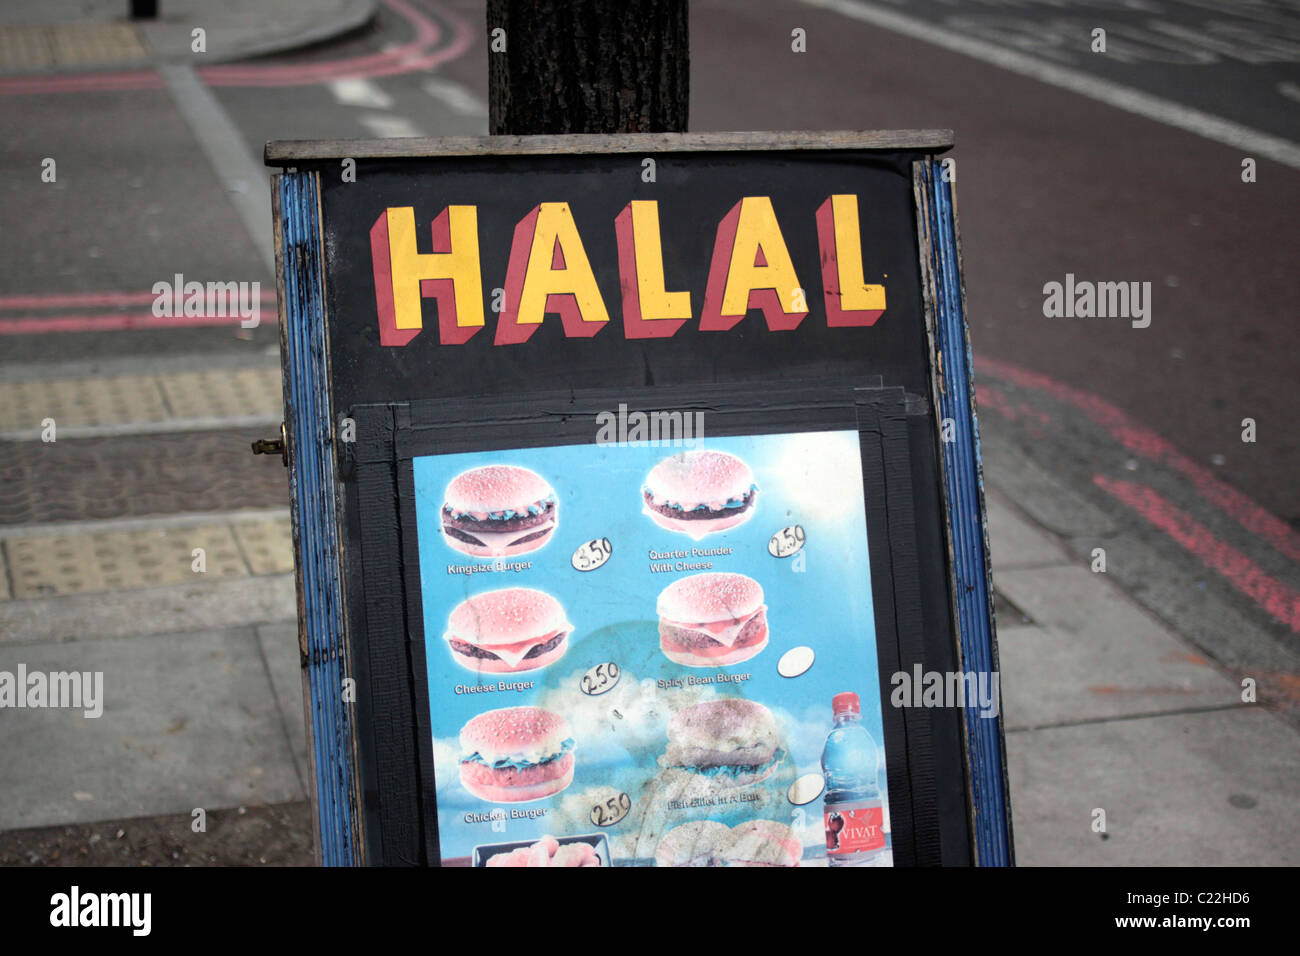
251 422 288 466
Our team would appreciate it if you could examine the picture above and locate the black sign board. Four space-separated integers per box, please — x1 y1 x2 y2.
266 131 1011 867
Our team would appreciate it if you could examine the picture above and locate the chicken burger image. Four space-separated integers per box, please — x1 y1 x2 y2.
655 819 801 867
441 465 558 557
444 587 572 673
659 698 783 787
642 450 757 539
458 706 575 802
657 572 768 667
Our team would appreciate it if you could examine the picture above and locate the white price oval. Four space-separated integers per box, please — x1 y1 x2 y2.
768 525 806 558
589 791 632 828
572 537 613 572
580 661 621 696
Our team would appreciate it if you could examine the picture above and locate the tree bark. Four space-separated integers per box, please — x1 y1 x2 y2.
487 0 689 135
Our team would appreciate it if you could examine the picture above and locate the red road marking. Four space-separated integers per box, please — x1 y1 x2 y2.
0 312 274 334
0 0 469 96
977 354 1300 564
1095 475 1300 633
0 290 274 310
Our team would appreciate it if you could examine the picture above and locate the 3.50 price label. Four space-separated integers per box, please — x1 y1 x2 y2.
572 537 613 572
768 525 806 558
580 661 620 696
589 792 632 828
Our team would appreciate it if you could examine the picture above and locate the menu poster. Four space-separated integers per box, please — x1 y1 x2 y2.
412 430 892 867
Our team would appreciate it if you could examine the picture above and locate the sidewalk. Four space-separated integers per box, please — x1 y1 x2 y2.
0 0 376 74
2 418 1298 861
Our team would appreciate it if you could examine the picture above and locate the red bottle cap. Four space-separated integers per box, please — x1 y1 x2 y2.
832 692 860 716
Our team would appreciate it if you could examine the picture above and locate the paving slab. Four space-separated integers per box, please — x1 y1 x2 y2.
0 626 304 830
985 487 1072 570
0 572 295 645
256 622 308 785
1006 706 1300 865
998 622 1237 731
995 567 1239 728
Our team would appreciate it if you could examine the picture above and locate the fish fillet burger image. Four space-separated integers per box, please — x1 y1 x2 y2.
658 698 783 787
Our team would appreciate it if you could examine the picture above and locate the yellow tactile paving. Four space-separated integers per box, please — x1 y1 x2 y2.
0 23 147 71
0 367 283 434
5 524 248 600
0 550 11 602
160 368 283 421
0 375 169 432
232 516 296 576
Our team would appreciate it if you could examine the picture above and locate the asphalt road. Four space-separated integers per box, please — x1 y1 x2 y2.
1 0 1296 684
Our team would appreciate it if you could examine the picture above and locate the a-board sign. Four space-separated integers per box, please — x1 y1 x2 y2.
264 131 1012 867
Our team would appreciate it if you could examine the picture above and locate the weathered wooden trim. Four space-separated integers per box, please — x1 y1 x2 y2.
265 129 953 165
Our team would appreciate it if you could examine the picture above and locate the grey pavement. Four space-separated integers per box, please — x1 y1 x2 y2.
0 0 376 73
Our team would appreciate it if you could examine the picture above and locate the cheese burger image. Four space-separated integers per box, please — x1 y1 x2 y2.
659 698 783 787
443 587 572 673
642 450 757 539
458 706 575 802
441 465 558 557
655 819 801 867
657 572 768 667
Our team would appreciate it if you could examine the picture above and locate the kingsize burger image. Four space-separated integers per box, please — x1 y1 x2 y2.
458 706 575 802
658 698 784 787
656 572 769 667
441 465 558 557
642 450 758 539
443 587 573 673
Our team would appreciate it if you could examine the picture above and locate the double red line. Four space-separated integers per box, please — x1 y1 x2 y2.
0 289 277 335
976 355 1300 633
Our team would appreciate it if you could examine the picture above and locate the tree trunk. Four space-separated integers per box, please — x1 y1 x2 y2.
487 0 689 135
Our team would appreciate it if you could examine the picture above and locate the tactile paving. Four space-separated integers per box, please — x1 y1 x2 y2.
0 376 169 432
0 23 146 70
232 516 296 576
160 367 283 421
5 524 247 599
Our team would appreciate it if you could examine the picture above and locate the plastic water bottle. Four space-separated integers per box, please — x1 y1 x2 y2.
821 692 888 866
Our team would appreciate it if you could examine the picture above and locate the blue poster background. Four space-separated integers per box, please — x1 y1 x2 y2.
412 429 891 865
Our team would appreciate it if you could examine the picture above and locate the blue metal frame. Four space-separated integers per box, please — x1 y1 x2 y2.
277 170 358 866
919 159 1014 865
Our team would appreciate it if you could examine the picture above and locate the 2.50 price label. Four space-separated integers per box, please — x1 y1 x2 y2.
768 525 806 558
589 792 632 828
572 537 613 572
580 661 620 696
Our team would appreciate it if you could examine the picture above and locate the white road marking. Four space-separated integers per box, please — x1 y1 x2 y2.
327 77 395 109
798 0 1300 170
158 66 275 273
358 113 426 138
422 77 488 116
